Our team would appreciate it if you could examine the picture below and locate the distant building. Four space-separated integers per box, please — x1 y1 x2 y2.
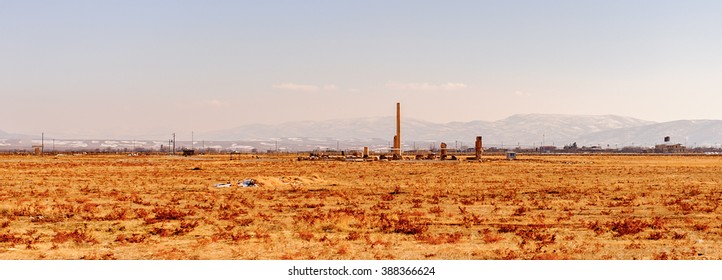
655 143 686 153
655 136 686 153
506 151 517 160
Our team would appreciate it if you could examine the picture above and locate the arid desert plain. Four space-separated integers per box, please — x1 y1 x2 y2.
1 153 721 260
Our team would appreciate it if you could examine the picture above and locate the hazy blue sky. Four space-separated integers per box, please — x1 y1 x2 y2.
2 1 722 138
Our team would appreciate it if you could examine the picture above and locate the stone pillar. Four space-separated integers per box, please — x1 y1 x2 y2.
363 146 369 158
475 136 483 159
440 142 447 159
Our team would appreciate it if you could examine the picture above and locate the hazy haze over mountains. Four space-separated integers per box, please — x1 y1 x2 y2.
204 114 655 143
165 114 722 148
576 120 722 147
4 114 720 151
0 129 31 139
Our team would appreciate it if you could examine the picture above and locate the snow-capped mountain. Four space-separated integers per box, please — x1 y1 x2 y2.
204 114 657 147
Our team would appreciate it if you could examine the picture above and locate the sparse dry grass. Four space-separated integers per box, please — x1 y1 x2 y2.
1 153 721 259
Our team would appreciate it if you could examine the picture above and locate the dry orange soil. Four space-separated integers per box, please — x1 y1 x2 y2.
1 154 721 259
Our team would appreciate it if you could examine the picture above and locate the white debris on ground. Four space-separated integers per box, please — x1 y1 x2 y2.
213 176 328 189
214 178 258 188
214 182 232 188
239 179 257 187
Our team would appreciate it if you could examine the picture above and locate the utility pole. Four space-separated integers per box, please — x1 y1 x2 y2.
52 138 55 153
172 133 176 154
41 132 44 156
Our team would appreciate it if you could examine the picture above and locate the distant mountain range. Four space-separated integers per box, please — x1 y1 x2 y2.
203 114 685 147
205 114 656 142
2 114 722 151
